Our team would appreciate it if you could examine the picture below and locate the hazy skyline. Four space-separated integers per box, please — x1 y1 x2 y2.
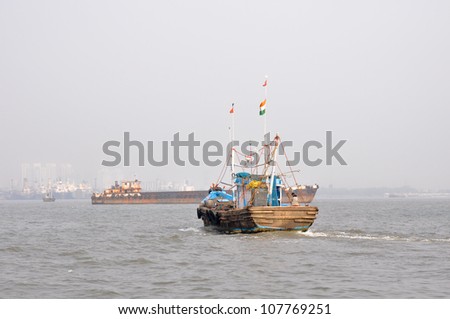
1 0 450 190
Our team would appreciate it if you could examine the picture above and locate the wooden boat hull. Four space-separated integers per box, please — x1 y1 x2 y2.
197 205 318 233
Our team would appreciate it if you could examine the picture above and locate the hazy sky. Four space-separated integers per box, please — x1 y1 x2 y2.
1 0 449 190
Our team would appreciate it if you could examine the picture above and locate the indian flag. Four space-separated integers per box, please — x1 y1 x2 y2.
259 99 266 116
229 103 235 114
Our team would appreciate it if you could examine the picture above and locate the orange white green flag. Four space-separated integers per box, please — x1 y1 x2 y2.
259 99 266 115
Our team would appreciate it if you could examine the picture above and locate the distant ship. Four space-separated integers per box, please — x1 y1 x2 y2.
42 190 56 202
91 180 207 204
9 179 93 200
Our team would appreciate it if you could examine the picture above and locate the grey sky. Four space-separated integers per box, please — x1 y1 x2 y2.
1 0 449 190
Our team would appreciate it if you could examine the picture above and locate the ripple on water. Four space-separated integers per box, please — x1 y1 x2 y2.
58 249 89 257
127 257 155 265
1 246 24 253
81 289 122 298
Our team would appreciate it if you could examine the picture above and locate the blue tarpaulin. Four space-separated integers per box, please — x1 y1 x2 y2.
202 191 233 203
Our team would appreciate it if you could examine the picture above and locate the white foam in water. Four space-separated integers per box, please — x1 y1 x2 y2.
301 231 450 243
427 238 450 243
301 231 329 238
178 227 200 233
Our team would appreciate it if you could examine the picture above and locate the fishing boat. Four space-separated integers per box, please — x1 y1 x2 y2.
197 134 319 233
197 78 319 233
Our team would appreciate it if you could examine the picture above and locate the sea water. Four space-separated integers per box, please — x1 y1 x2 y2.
0 198 449 298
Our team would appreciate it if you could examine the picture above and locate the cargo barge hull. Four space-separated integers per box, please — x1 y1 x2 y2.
92 190 208 205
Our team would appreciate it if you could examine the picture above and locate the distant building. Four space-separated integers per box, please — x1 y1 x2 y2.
21 163 31 189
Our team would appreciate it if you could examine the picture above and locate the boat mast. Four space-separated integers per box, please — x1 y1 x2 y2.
263 76 268 138
262 76 269 171
267 134 280 206
48 179 52 197
230 103 236 205
231 103 235 177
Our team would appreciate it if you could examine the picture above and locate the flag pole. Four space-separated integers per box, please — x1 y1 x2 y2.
264 75 268 139
231 103 235 177
262 75 269 172
229 103 236 205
